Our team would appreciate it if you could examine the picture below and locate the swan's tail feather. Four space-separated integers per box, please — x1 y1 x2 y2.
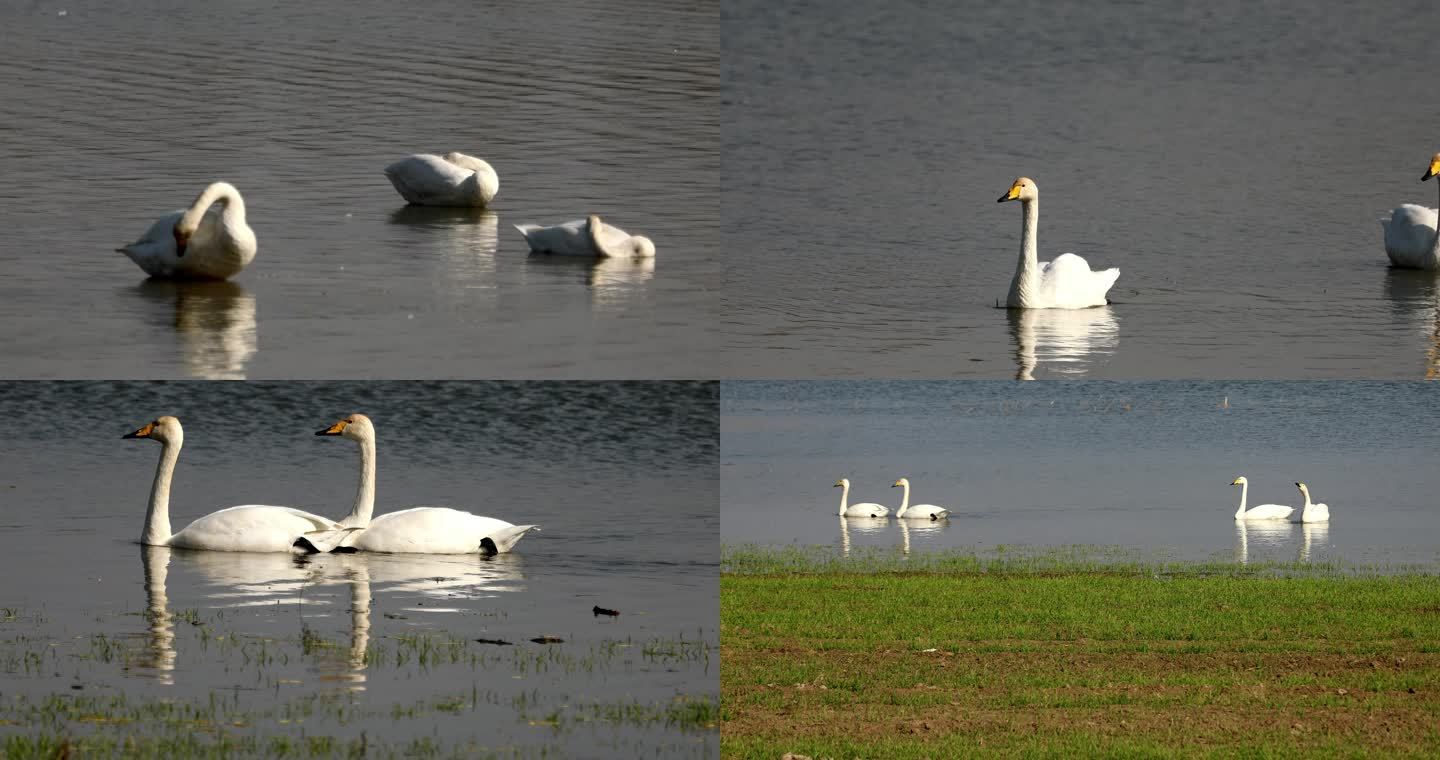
294 527 365 554
479 524 540 555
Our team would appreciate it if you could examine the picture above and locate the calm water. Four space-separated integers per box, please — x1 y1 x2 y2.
0 382 718 756
723 0 1440 378
0 0 718 379
723 381 1440 566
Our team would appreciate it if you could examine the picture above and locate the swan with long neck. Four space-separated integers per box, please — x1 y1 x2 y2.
996 177 1119 309
384 152 499 207
124 416 353 552
891 478 949 520
312 414 539 554
117 182 257 280
515 214 657 258
1292 482 1331 523
833 478 889 518
1229 476 1294 521
1382 153 1440 269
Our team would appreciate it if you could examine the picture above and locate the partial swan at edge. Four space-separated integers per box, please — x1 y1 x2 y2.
515 215 656 258
891 478 950 520
384 152 499 207
117 182 257 280
996 177 1119 309
1382 153 1440 270
1229 476 1294 521
833 478 889 518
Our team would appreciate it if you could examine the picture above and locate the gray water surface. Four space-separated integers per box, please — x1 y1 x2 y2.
722 381 1440 566
0 0 717 379
0 382 718 756
723 0 1440 378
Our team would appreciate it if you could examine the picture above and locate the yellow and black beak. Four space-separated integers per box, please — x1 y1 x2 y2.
997 182 1022 203
832 481 843 488
892 480 902 487
123 422 155 440
1230 479 1240 485
1424 161 1440 182
315 420 349 437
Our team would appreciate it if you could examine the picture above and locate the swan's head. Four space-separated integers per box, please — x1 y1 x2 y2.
1295 481 1310 494
124 415 182 445
997 177 1038 203
1231 476 1247 486
316 413 375 442
833 478 850 489
892 478 910 488
1424 153 1440 182
629 235 657 258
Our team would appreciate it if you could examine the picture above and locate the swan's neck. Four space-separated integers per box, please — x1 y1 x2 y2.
340 435 376 528
897 483 910 516
837 484 849 515
1234 482 1248 517
1431 181 1440 261
1007 198 1040 308
1300 489 1312 509
181 182 246 232
142 440 179 545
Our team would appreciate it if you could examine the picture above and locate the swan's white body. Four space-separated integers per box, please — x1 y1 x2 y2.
384 152 499 207
125 417 357 552
118 182 257 280
833 478 889 518
1293 482 1331 523
997 177 1119 309
1381 154 1440 270
515 215 656 258
1229 476 1294 521
311 414 539 554
892 478 949 520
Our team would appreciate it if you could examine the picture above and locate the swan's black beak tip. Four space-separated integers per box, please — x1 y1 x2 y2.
996 194 1009 203
1424 172 1436 182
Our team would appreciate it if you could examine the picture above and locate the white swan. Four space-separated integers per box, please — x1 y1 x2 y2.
310 414 540 554
832 478 889 518
891 478 949 520
1229 476 1294 521
996 177 1120 309
1382 153 1440 269
515 215 657 258
117 182 257 280
1292 482 1331 523
384 152 499 207
124 417 358 552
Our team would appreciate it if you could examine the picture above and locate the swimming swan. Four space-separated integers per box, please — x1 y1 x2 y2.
833 478 889 518
891 478 949 520
124 416 359 552
384 152 499 207
311 414 539 554
1382 153 1440 269
1292 482 1331 523
996 177 1120 309
117 182 257 280
515 215 656 258
1229 476 1294 521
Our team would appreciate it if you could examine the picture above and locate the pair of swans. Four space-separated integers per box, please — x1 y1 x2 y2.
996 177 1121 309
124 414 538 554
1383 153 1440 269
1229 476 1330 523
832 478 950 520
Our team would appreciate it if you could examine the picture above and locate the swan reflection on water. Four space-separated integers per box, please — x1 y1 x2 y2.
134 281 256 380
1233 521 1331 565
387 207 500 295
838 515 889 557
1008 306 1119 381
523 255 655 312
1382 269 1440 378
897 518 951 556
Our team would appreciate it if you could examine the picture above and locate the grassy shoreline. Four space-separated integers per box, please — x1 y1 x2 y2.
721 547 1440 758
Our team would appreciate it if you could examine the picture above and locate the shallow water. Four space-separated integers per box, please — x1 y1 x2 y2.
0 0 717 379
0 382 718 756
722 381 1440 566
723 0 1440 378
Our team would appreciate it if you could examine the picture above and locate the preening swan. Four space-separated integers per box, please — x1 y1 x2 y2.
124 417 357 552
311 414 540 554
515 215 657 258
117 182 257 280
833 478 889 518
891 478 949 520
384 152 499 207
1229 476 1294 521
996 177 1119 309
1292 482 1331 523
1382 153 1440 269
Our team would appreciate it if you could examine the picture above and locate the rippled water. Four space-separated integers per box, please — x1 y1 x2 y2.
0 382 718 755
723 0 1440 378
722 381 1440 566
0 0 717 379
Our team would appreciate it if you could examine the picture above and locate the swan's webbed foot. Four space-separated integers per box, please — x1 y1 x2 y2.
479 537 499 555
331 545 358 554
293 537 322 554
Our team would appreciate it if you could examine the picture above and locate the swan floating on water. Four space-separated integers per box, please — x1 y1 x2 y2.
384 152 499 207
124 416 359 552
117 182 257 280
833 478 889 518
1229 476 1294 521
515 215 656 258
1292 482 1331 523
1383 153 1440 269
891 478 949 520
996 177 1119 309
307 414 539 554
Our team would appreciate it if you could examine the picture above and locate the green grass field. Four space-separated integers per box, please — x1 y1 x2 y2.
721 547 1440 758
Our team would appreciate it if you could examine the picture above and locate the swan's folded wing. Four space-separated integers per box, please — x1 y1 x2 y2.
1384 204 1439 257
384 155 472 204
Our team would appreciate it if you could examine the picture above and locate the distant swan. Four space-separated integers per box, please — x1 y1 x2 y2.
515 215 656 258
996 177 1119 308
384 152 499 207
308 414 539 554
117 182 256 280
1383 153 1440 269
125 417 358 552
833 478 889 518
1292 482 1331 523
891 478 949 520
1229 476 1294 521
